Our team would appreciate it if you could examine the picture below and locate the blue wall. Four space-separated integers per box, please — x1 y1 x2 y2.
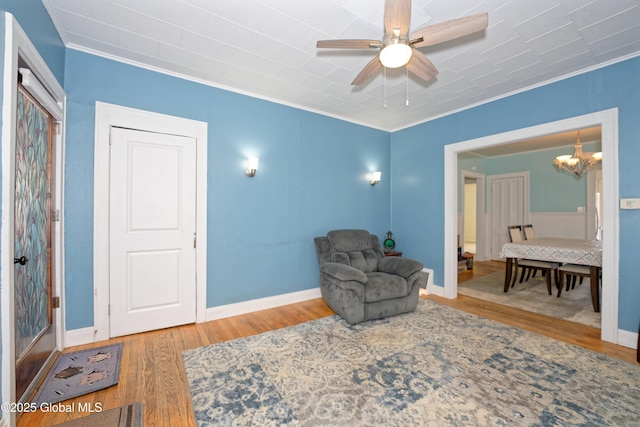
2 0 638 339
63 50 391 329
459 142 601 213
485 144 601 213
392 56 640 333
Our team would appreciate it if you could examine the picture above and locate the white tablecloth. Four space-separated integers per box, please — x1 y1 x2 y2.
499 237 602 267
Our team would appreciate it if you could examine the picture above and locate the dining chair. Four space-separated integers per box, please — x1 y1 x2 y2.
522 224 535 240
507 225 556 295
536 219 585 288
521 224 539 280
557 264 599 298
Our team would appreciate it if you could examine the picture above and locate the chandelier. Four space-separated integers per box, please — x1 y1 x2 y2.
553 131 602 178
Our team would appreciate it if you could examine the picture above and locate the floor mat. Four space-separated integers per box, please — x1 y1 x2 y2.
33 343 123 405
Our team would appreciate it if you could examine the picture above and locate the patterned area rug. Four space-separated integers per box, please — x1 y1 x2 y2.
34 344 123 405
183 300 639 426
458 270 601 328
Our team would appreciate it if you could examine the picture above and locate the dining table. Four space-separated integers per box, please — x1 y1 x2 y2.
499 237 602 312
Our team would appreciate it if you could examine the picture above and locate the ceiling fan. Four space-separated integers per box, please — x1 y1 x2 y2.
316 0 488 85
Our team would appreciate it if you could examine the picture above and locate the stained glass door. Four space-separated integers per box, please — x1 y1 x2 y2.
14 85 56 400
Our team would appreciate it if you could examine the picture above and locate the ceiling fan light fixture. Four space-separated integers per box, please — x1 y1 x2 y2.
379 42 412 68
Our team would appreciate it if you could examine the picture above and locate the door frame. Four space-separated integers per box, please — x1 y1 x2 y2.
1 12 66 416
93 102 207 342
444 109 619 344
586 166 603 241
460 170 485 260
487 171 530 260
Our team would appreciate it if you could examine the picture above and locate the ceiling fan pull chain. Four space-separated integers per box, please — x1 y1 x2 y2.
406 67 409 106
383 67 388 109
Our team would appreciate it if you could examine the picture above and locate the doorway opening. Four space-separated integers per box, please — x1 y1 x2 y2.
459 143 603 331
444 109 619 344
464 178 477 254
460 170 485 261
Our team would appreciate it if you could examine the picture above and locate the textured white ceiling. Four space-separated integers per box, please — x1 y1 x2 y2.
42 0 640 131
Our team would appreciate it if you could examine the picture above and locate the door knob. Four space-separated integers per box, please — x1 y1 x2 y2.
14 256 28 265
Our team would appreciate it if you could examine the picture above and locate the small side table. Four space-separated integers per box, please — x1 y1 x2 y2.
384 251 403 257
461 252 474 270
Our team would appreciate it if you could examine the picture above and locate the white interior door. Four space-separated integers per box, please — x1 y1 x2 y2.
489 173 528 259
109 127 197 337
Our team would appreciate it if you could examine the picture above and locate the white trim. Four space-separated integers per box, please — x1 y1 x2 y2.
2 13 66 421
617 329 638 350
56 102 67 351
445 109 620 344
530 211 588 216
586 168 602 240
206 288 322 321
420 268 436 296
64 327 96 348
17 68 63 121
422 286 444 297
93 102 208 342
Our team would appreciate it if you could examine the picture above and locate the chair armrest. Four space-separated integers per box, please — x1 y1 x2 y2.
320 262 368 284
377 257 423 279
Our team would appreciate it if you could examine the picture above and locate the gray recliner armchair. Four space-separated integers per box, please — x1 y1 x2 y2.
313 229 424 324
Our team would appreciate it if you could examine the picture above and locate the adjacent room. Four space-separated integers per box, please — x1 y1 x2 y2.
457 126 604 329
1 0 639 425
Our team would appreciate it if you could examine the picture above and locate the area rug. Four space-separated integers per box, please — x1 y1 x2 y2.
458 270 601 328
183 300 640 426
52 402 144 427
34 343 123 405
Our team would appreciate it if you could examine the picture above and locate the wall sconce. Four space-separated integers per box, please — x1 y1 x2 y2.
246 157 259 177
370 171 381 186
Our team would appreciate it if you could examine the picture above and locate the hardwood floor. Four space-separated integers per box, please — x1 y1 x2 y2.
18 266 637 426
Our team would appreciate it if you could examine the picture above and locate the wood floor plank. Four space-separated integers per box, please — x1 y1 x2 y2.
18 267 636 426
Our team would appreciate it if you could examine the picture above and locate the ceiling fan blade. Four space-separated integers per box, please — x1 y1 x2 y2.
406 48 438 82
317 39 382 49
384 0 411 36
351 56 383 85
411 13 488 48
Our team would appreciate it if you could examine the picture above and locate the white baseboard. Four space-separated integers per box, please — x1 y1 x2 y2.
617 328 639 350
206 288 322 321
64 327 95 347
421 268 437 295
424 284 445 297
64 289 323 347
421 267 444 297
64 287 638 352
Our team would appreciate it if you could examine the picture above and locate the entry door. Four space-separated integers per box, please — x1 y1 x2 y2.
489 174 527 259
14 86 56 400
109 127 197 337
